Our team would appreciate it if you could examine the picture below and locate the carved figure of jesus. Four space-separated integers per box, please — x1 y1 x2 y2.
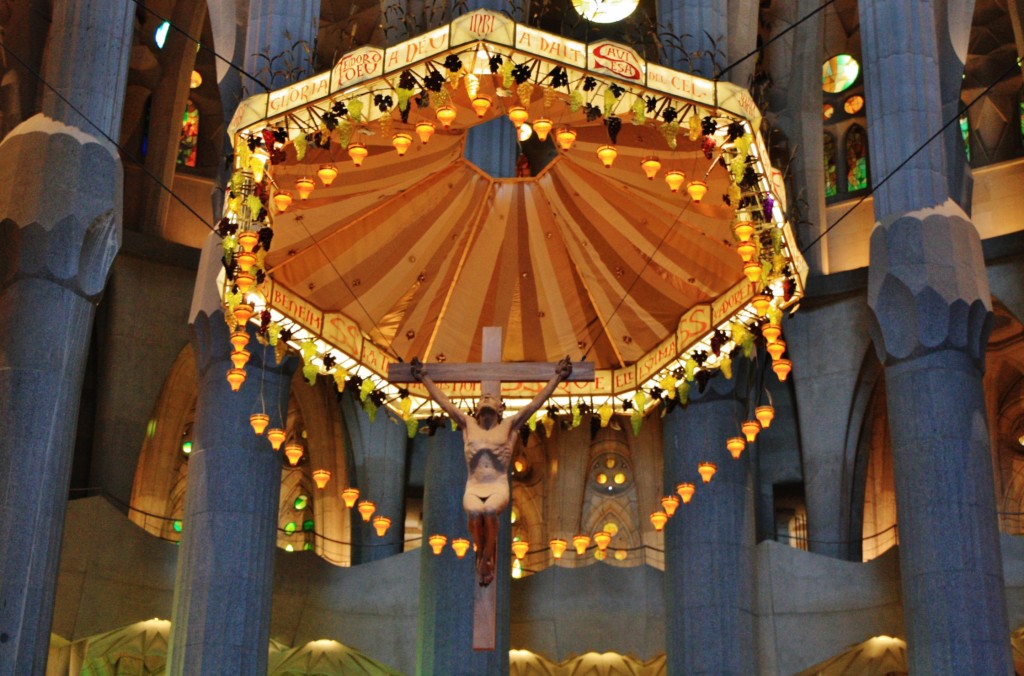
411 356 572 585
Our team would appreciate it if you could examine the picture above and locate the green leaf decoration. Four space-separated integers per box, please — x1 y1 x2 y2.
603 89 616 117
571 403 582 428
302 363 318 386
768 306 783 325
363 397 378 422
677 379 690 404
528 411 538 431
634 390 647 412
631 97 645 124
732 321 754 359
684 357 698 382
230 172 244 192
688 115 701 141
660 374 677 398
332 370 346 391
246 194 263 217
359 378 374 402
337 119 353 149
237 143 252 168
268 322 282 346
347 99 363 122
720 355 733 379
735 134 753 155
569 91 583 113
542 416 555 438
406 416 419 438
631 409 642 436
300 340 317 362
500 60 514 88
396 87 415 111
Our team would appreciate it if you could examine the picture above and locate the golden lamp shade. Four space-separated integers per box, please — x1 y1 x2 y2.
266 428 286 450
736 240 756 262
249 413 270 435
507 106 529 128
733 219 755 242
640 156 661 180
549 538 567 559
415 121 435 143
234 272 255 293
726 436 746 460
664 170 686 192
312 469 332 489
751 294 771 316
650 511 669 532
661 494 680 517
452 538 471 558
229 330 249 351
572 534 590 556
773 358 793 382
229 350 250 369
226 368 246 392
555 127 577 151
357 500 376 522
435 105 457 129
392 132 413 156
428 534 447 555
767 339 787 361
533 118 553 141
238 230 259 253
743 260 763 283
373 515 391 537
471 95 492 118
593 531 612 551
232 302 254 325
762 323 782 343
284 443 303 466
317 164 338 186
697 462 717 484
341 487 360 508
347 143 368 167
676 482 695 504
596 145 617 168
741 420 761 443
686 180 708 202
511 540 530 560
755 405 775 429
235 251 256 272
273 191 293 213
295 176 315 200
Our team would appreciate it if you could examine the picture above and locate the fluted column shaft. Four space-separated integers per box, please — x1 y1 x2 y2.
0 4 129 672
167 312 296 675
244 0 322 91
662 376 754 675
860 0 1011 671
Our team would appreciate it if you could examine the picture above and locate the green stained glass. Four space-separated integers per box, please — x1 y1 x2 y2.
822 55 860 94
284 522 297 534
302 519 315 532
824 133 837 198
303 543 314 551
173 520 183 533
294 495 308 510
285 544 294 552
845 126 869 191
959 114 970 162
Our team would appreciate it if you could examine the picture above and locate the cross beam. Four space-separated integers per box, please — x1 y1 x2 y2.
387 361 595 384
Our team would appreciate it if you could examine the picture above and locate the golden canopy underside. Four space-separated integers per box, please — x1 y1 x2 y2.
264 108 742 371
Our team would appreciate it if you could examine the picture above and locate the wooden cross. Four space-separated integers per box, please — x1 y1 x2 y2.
388 327 593 650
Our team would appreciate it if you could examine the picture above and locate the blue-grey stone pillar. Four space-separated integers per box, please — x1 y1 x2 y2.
0 1 131 672
657 0 756 84
860 0 1012 671
245 0 322 90
339 391 408 563
662 375 754 675
167 310 296 674
416 429 510 675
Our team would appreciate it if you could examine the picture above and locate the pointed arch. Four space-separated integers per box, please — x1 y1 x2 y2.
844 124 869 192
824 131 837 198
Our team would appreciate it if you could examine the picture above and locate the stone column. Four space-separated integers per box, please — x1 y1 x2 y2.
0 2 131 673
167 311 296 674
245 0 322 91
657 0 757 85
860 0 1012 671
662 375 755 675
339 391 408 563
416 428 510 675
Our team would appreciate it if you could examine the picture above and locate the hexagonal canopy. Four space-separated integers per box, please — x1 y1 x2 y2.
226 10 806 417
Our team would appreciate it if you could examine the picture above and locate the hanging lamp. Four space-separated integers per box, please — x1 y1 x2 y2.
762 323 782 343
250 413 270 435
234 272 255 293
317 164 338 186
238 230 259 252
511 540 530 560
555 127 576 151
726 436 746 459
572 534 590 555
266 428 286 450
341 487 360 508
273 191 293 213
686 180 708 202
773 359 793 381
507 106 529 128
676 482 695 504
233 302 255 325
665 170 686 192
229 330 249 351
593 531 612 551
452 538 471 558
650 511 668 532
532 118 553 141
767 339 787 361
373 515 391 537
435 105 457 129
736 240 756 262
471 95 492 118
596 145 617 168
661 494 680 516
428 534 447 555
755 405 775 428
295 177 315 199
641 156 661 180
357 500 376 521
347 143 368 166
741 420 761 443
312 469 331 489
226 368 246 392
392 132 413 156
284 443 304 466
697 462 717 483
415 121 435 143
230 350 250 369
549 538 567 559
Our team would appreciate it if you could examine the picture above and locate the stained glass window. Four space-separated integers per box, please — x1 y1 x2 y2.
177 99 199 167
823 103 834 121
843 95 864 115
824 132 837 198
822 55 860 94
845 125 869 192
959 113 970 162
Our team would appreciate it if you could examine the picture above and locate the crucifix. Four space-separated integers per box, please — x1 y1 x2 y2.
388 327 594 650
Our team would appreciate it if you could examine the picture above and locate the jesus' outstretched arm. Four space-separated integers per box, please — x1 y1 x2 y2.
506 356 572 431
410 358 469 427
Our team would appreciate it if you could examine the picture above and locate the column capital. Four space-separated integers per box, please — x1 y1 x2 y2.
0 114 122 302
867 200 991 368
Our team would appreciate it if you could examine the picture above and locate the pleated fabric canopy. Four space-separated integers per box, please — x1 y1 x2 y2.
265 118 739 371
